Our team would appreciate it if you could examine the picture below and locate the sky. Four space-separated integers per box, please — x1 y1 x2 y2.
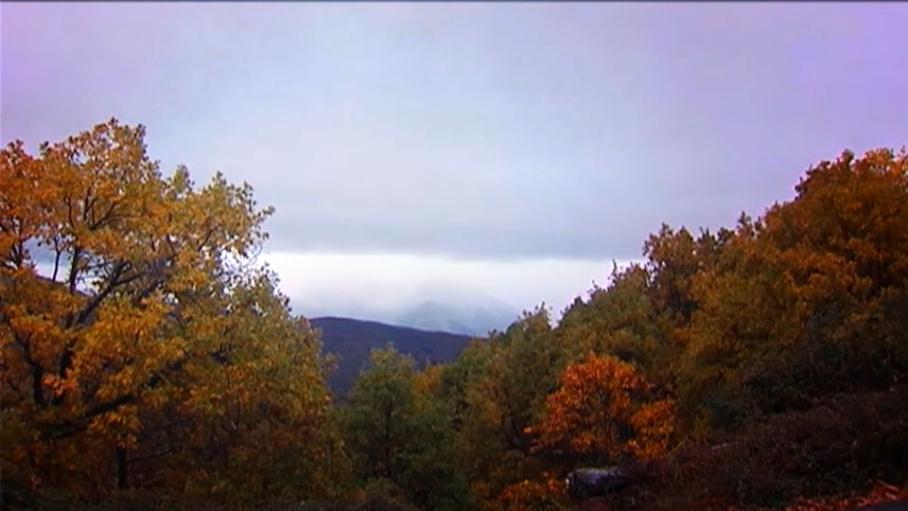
2 3 907 334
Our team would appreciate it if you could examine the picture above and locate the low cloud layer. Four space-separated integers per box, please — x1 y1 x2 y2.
263 251 631 334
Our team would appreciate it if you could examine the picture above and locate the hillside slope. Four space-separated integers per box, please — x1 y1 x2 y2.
311 316 474 398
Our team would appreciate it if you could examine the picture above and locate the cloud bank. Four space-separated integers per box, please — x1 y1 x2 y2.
263 251 632 335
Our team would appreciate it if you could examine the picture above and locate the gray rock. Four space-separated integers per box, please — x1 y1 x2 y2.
564 467 631 499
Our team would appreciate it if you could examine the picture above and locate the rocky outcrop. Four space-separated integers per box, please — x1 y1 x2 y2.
565 467 631 499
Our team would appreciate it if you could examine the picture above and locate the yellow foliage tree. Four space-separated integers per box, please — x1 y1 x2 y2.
0 120 340 501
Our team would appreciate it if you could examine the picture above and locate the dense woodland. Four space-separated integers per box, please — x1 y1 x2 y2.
1 120 906 510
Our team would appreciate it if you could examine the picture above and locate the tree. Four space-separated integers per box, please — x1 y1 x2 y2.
531 353 676 464
557 264 670 381
643 224 729 325
343 347 418 483
678 149 908 430
342 347 467 511
0 120 338 501
760 149 908 391
455 308 563 507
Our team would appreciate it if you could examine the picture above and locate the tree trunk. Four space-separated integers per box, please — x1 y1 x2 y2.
117 446 128 490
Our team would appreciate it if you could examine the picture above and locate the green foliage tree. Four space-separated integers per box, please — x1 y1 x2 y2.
342 347 467 511
643 225 730 325
557 264 670 381
454 308 563 508
343 347 417 483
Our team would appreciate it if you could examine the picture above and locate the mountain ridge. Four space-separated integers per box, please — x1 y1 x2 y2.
313 315 472 338
310 316 475 398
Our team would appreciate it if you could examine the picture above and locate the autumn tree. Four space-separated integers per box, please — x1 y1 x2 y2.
495 479 563 511
531 353 676 464
679 148 908 430
0 120 340 503
760 149 908 391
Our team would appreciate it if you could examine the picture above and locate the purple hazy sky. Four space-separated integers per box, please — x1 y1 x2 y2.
2 3 906 334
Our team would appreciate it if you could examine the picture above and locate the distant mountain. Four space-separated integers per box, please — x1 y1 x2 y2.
310 316 474 399
396 299 515 336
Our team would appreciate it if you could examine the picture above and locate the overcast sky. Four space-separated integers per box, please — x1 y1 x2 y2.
3 3 907 334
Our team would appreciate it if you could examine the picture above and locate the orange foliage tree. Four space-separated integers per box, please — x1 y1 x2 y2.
679 148 908 429
496 479 563 511
531 353 676 463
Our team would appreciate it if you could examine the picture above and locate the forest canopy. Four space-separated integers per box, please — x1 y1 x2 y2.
1 121 906 510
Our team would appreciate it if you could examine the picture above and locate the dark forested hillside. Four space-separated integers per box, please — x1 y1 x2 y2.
311 316 474 397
